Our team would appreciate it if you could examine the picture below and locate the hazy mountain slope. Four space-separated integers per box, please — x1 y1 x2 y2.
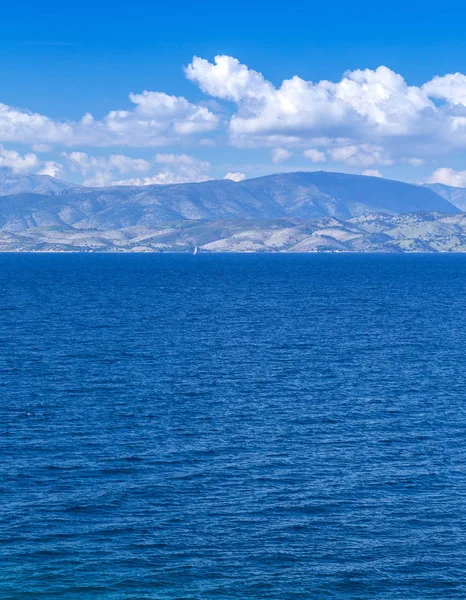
0 167 79 196
242 172 458 218
0 179 286 232
424 183 466 212
0 171 457 234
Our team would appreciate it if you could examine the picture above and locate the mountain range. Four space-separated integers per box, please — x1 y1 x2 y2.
1 167 466 251
423 182 466 212
0 168 79 196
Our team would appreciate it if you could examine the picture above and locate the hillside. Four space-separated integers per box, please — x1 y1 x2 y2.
0 171 457 236
2 212 466 252
243 172 457 218
0 168 79 196
424 182 466 212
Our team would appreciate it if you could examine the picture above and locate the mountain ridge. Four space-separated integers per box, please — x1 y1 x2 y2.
2 212 466 253
0 170 458 235
423 182 466 212
0 167 80 196
0 169 464 251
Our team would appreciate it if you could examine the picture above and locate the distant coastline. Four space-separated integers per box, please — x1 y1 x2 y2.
1 169 466 252
2 212 466 253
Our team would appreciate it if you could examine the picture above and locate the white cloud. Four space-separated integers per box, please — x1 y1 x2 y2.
62 152 152 186
148 153 212 184
362 169 383 177
154 153 210 170
37 161 64 178
186 55 466 167
304 149 326 163
62 151 212 187
224 172 246 182
271 148 291 163
127 91 217 136
406 157 425 167
426 168 466 188
422 73 466 106
186 56 436 150
0 145 39 173
0 145 64 178
199 137 216 146
0 103 72 145
328 144 393 167
8 56 466 176
113 171 211 186
0 92 219 148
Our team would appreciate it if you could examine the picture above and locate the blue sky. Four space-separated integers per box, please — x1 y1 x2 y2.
3 0 466 186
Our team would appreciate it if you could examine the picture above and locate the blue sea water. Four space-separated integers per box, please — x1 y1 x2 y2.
2 253 466 599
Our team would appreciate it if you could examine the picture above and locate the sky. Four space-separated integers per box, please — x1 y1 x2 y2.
3 0 466 187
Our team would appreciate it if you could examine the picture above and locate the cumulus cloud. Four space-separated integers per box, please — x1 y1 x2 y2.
199 137 216 146
37 161 64 178
142 153 212 185
426 168 466 187
62 152 152 186
422 74 466 106
304 149 326 163
113 171 211 186
406 157 425 167
0 92 218 148
303 144 392 166
62 152 213 187
8 56 466 176
0 145 63 178
0 145 39 173
328 144 393 167
271 148 291 163
186 56 437 148
362 169 383 177
154 153 210 170
224 172 246 182
185 54 466 166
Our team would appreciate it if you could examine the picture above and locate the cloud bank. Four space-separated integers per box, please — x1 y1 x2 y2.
62 152 213 187
4 56 466 185
427 168 466 187
0 91 218 148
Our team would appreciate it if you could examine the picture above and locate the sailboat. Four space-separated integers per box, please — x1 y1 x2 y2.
193 246 198 255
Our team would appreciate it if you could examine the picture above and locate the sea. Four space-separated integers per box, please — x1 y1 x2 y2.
2 253 466 599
